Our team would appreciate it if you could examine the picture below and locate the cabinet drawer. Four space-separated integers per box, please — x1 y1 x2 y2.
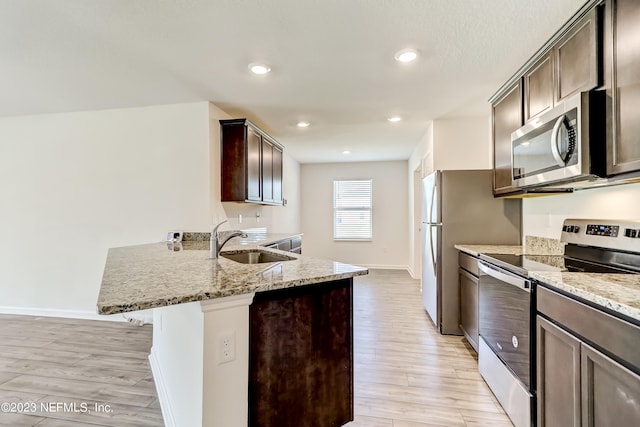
537 285 640 371
458 252 479 276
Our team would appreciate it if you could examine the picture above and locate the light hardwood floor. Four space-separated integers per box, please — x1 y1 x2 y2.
0 269 512 426
0 314 162 426
345 269 512 427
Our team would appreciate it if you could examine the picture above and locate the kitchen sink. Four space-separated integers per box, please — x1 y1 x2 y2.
220 249 295 264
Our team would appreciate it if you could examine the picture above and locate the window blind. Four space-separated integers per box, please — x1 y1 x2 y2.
333 179 372 240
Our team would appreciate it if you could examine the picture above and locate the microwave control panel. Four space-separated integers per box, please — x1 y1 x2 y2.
586 224 620 237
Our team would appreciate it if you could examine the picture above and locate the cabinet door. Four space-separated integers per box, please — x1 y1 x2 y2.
581 342 640 426
249 279 353 427
272 144 283 205
246 126 262 202
524 52 554 121
459 268 478 352
606 0 640 175
262 138 274 203
555 7 600 102
537 316 581 427
492 80 523 195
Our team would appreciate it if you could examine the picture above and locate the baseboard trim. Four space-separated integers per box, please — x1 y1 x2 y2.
406 265 419 279
149 347 176 427
360 264 410 272
0 306 127 322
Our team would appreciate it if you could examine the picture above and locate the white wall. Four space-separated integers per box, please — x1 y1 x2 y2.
406 117 492 277
301 161 409 269
432 117 492 170
151 303 204 427
0 101 300 319
0 102 212 319
523 182 640 238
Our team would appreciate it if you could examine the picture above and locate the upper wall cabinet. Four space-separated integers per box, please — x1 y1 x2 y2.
524 52 555 121
604 0 640 176
524 6 601 123
220 119 284 206
492 81 523 195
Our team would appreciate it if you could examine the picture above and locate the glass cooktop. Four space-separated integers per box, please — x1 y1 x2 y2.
480 251 638 277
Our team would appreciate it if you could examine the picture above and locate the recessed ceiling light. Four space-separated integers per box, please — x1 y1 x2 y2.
394 48 418 63
248 63 271 75
296 121 310 128
387 116 402 123
343 150 351 155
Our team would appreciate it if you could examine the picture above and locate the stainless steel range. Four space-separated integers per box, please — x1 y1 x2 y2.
477 218 640 427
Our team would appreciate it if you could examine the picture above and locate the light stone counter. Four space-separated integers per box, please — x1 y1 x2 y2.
455 238 639 324
454 244 524 257
456 236 566 257
97 237 367 315
531 271 640 323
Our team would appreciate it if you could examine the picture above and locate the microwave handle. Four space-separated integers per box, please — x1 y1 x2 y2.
550 115 567 166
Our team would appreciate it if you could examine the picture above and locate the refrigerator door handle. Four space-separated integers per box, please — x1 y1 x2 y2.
428 223 441 274
429 180 437 224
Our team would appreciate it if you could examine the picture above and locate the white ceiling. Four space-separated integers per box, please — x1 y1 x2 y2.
1 0 586 163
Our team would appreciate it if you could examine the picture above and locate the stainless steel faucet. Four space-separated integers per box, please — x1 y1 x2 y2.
210 220 248 259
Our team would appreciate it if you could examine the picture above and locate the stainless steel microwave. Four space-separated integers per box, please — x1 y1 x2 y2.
511 91 606 188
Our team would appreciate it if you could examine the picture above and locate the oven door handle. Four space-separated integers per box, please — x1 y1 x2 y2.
478 261 531 293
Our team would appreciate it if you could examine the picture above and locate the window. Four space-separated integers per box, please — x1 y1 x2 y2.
333 179 372 240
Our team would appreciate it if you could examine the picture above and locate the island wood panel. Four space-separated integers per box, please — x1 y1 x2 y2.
249 279 353 427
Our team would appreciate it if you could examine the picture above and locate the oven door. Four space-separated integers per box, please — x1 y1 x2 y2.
478 260 533 389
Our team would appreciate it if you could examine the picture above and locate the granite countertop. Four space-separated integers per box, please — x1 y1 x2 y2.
455 239 640 323
454 244 524 257
97 235 368 315
531 271 640 323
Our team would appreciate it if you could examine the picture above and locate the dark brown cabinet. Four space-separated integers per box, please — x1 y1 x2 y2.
524 52 555 121
491 81 523 195
263 235 302 254
555 6 600 103
458 252 479 352
260 135 283 205
581 342 640 426
249 279 353 427
524 6 600 123
604 0 640 176
537 316 581 427
220 119 284 206
537 285 640 427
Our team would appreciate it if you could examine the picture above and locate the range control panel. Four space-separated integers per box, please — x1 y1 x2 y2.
562 219 640 253
586 224 619 237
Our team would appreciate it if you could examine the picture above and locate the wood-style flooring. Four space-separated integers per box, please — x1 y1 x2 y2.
0 315 162 426
345 269 512 427
0 269 512 426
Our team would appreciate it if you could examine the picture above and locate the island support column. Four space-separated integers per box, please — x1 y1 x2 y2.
249 278 354 427
201 293 255 427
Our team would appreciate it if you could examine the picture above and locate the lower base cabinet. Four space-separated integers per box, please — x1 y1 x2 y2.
537 286 640 427
581 342 640 426
537 316 581 427
249 279 353 427
458 252 479 352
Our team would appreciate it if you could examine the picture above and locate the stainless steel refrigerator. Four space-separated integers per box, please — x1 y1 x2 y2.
421 170 521 335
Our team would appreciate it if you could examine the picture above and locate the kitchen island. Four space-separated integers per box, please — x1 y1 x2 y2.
97 235 367 427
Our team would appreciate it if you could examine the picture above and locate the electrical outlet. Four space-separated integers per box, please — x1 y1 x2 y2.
166 231 183 242
217 331 236 364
